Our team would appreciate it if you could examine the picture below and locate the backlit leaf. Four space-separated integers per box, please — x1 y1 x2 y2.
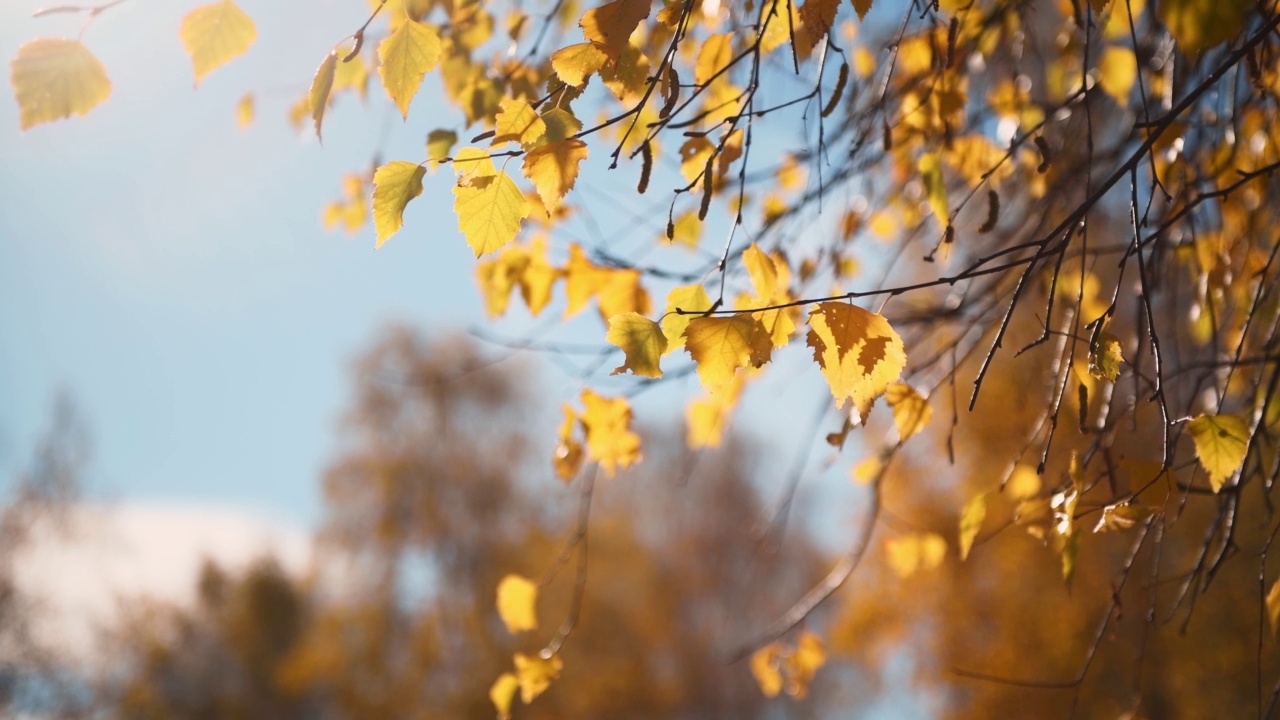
885 532 947 577
490 673 519 720
661 284 712 354
750 643 785 698
378 17 442 117
885 383 932 442
607 312 667 378
1089 331 1124 382
10 38 111 130
179 0 256 86
579 0 651 60
807 302 907 419
687 371 747 448
784 632 826 699
513 652 562 703
580 389 642 477
1096 46 1136 107
919 151 948 224
522 139 588 212
696 33 733 86
554 405 584 481
453 147 529 256
1159 0 1249 55
426 128 458 167
1187 414 1249 492
1006 464 1042 499
958 492 986 561
684 315 774 390
323 173 369 233
495 574 538 633
1093 502 1151 533
308 51 338 142
372 161 426 247
494 97 547 148
550 42 610 86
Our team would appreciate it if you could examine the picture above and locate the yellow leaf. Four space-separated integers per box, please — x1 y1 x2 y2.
1159 0 1249 55
476 238 557 317
564 243 609 317
919 151 948 225
600 44 651 102
323 173 369 233
1089 331 1124 382
684 315 774 390
1267 578 1280 637
179 0 256 86
667 210 701 248
885 532 947 577
885 383 932 442
377 17 442 118
541 107 583 141
426 128 458 167
580 389 642 477
1006 464 1042 500
453 147 529 256
686 371 747 448
494 97 547 148
783 631 826 698
579 0 651 60
679 136 715 185
1093 502 1151 533
695 33 733 86
1096 46 1136 107
661 284 712 354
10 38 111 130
852 456 882 484
797 0 839 56
597 268 650 319
807 302 907 419
1186 414 1250 492
495 574 538 633
750 643 785 698
607 313 667 378
522 139 588 212
308 51 338 142
958 492 986 561
513 652 562 703
333 53 370 100
235 92 254 128
554 405 584 481
550 42 610 86
489 673 519 720
372 161 426 247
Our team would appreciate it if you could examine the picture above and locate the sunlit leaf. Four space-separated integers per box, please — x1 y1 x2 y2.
453 147 529 256
1006 464 1042 500
684 315 773 391
885 532 947 577
378 18 442 117
687 371 747 449
179 0 256 86
580 389 641 477
750 643 785 698
513 652 562 703
579 0 651 60
1089 331 1124 382
554 405 584 481
784 631 826 699
1159 0 1248 55
607 312 667 378
372 161 426 247
494 97 547 148
489 673 519 720
919 151 948 225
661 284 712 354
550 42 610 86
1093 502 1151 533
10 38 111 130
522 139 588 212
807 302 907 420
308 51 338 142
1096 46 1136 107
323 173 369 233
958 492 987 561
885 383 932 442
427 128 458 167
1186 414 1249 492
495 574 538 633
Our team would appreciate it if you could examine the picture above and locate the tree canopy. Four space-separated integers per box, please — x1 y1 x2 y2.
10 0 1280 714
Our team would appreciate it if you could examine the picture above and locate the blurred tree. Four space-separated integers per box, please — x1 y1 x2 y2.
102 328 829 718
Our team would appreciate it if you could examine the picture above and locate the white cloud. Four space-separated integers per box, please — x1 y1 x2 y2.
9 500 313 667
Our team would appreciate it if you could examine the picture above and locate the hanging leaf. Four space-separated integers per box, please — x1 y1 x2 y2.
495 574 539 633
377 18 442 117
958 492 987 560
807 302 907 420
522 139 589 212
308 51 338 142
580 389 642 476
750 643 785 698
885 383 932 442
179 0 257 86
512 652 563 703
683 315 774 390
10 38 111 130
493 97 547 148
885 532 947 577
661 284 713 354
550 42 610 86
579 0 651 61
607 312 667 378
372 161 426 247
1186 414 1250 492
489 673 519 720
1088 331 1124 382
452 147 529 256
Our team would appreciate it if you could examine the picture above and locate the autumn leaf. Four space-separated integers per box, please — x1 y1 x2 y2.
580 0 651 61
541 107 583 142
495 574 538 633
489 673 519 720
513 652 563 703
179 0 256 86
885 383 932 442
696 33 733 86
426 128 458 167
807 302 907 420
885 532 947 577
687 371 747 448
1159 0 1249 55
476 238 557 317
1096 46 1136 107
9 38 111 130
372 161 426 247
550 42 610 86
739 244 796 347
1088 331 1124 382
1186 414 1249 492
661 284 712 354
453 147 529 256
784 632 826 699
308 51 338 142
378 17 442 117
235 92 253 128
1006 464 1042 500
522 139 589 212
750 643 784 698
958 493 986 561
580 389 641 477
1093 502 1151 533
919 151 948 225
324 173 369 233
684 315 773 390
494 97 547 148
554 405 584 481
607 312 667 378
